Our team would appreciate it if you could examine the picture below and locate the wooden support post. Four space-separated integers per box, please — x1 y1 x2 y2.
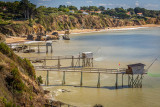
51 45 53 53
132 74 134 88
47 70 49 86
92 58 93 67
79 53 80 67
58 57 60 69
46 46 48 53
80 71 83 86
38 44 40 53
71 56 74 67
97 72 100 88
29 45 30 50
22 44 24 52
128 74 130 87
43 59 46 66
115 73 118 89
62 71 65 85
122 74 124 88
140 74 143 88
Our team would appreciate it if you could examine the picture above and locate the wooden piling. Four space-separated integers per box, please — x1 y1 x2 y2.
47 70 49 86
128 74 130 87
140 74 143 88
46 45 48 53
80 71 83 86
62 71 65 85
29 45 30 50
132 74 133 88
97 72 100 88
79 53 80 67
58 56 60 69
115 73 118 89
38 44 40 53
22 44 24 52
43 59 46 66
71 56 74 67
122 74 124 88
51 45 53 53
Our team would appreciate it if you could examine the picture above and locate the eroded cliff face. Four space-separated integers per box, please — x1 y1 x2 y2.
0 43 47 106
38 15 160 30
0 15 160 38
0 24 46 38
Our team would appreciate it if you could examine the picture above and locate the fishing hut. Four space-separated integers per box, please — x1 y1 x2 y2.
63 30 70 40
126 63 146 88
82 52 93 67
46 42 53 53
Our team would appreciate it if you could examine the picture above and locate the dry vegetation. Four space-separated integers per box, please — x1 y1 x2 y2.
0 42 47 107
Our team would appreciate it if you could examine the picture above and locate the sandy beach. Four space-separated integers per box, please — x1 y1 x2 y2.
6 24 160 44
6 37 30 44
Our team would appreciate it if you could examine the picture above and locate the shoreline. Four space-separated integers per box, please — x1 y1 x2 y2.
6 24 160 44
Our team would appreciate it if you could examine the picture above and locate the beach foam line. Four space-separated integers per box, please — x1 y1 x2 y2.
24 41 43 44
108 27 148 31
68 27 149 35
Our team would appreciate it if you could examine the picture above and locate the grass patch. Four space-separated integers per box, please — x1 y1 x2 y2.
0 42 13 58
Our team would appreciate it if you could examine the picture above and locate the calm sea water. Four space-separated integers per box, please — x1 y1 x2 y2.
18 27 160 107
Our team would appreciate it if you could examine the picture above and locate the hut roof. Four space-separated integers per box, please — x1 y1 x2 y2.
127 63 145 67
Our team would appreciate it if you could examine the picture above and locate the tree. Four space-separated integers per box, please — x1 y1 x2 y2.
115 7 126 13
116 13 130 19
58 5 66 9
80 6 88 10
103 9 116 16
99 6 105 11
127 8 135 15
68 5 78 10
88 6 99 11
19 0 36 19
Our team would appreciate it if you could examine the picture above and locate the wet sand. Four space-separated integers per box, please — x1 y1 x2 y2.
6 37 30 44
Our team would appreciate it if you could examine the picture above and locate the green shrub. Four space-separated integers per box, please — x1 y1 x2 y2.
1 97 16 107
11 67 25 92
37 76 43 85
23 58 36 79
6 67 25 93
0 42 13 58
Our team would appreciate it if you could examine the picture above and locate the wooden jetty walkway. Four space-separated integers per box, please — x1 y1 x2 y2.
24 54 94 68
23 53 147 89
8 42 53 53
34 66 146 89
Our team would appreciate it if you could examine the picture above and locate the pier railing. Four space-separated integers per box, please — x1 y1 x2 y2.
34 66 126 74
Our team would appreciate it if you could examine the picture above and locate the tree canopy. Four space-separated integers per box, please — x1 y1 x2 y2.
0 0 160 22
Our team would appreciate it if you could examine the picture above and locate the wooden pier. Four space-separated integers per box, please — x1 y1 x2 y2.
35 66 146 89
8 42 53 53
24 54 94 68
23 55 147 89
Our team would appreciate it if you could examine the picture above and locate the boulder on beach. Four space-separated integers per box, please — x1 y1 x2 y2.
27 34 37 40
